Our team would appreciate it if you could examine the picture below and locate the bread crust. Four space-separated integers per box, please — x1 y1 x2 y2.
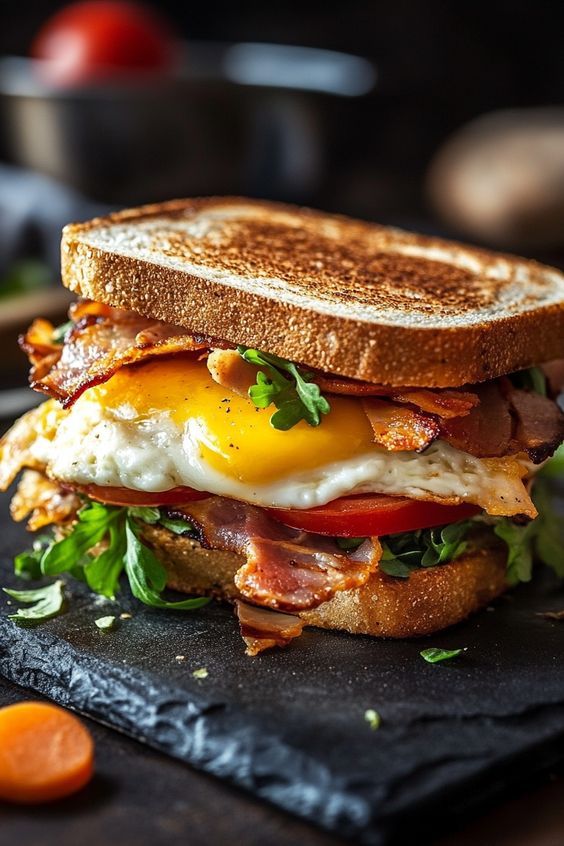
141 524 508 638
61 197 564 388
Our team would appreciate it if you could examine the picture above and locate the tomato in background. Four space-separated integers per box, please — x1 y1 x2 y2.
31 1 179 86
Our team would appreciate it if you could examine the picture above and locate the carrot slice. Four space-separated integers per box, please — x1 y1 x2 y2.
0 702 94 803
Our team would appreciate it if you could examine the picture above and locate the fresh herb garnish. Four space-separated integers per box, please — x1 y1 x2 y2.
420 647 464 663
237 346 330 430
364 709 381 730
192 667 209 679
7 503 207 619
95 615 116 631
123 516 208 610
14 535 52 580
159 515 195 535
380 521 472 578
4 580 65 625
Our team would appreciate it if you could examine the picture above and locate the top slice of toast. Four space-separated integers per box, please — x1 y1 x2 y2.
61 197 564 387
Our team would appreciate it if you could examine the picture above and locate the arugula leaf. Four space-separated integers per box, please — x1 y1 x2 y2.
14 535 52 580
7 502 208 621
41 502 119 576
238 346 330 430
158 515 195 535
380 521 472 578
494 480 564 584
84 520 127 599
4 580 65 625
509 366 547 396
420 647 464 663
128 506 161 524
124 517 209 610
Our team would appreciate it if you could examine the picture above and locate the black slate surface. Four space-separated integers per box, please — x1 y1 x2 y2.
1 505 564 845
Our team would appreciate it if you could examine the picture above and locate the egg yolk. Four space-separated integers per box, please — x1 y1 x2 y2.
87 356 376 484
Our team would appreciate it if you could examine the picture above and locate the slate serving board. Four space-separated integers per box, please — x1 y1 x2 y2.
1 503 564 846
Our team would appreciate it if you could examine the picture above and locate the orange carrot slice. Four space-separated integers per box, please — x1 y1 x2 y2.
0 701 94 803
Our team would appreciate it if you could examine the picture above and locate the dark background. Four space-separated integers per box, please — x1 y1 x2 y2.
1 0 564 224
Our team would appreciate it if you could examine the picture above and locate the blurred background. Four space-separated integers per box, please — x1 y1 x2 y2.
1 0 564 403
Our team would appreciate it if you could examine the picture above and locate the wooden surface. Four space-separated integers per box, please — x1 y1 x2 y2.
0 672 562 846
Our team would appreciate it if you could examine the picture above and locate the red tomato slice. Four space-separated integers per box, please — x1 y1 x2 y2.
267 496 480 537
70 484 209 507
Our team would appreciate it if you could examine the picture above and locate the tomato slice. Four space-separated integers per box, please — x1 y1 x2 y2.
70 484 209 507
267 496 480 537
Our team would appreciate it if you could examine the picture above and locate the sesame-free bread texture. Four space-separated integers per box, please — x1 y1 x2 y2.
61 197 564 388
142 523 508 638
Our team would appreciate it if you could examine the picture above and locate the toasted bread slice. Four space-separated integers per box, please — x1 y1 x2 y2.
141 524 508 638
61 197 564 387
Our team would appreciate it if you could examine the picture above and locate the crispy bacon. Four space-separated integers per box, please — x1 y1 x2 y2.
176 497 381 612
505 385 564 464
11 470 80 531
442 381 564 464
391 389 478 419
20 319 63 384
235 600 304 656
441 382 514 458
362 398 440 452
26 307 210 407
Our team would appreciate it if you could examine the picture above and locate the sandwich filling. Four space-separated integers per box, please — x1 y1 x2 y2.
2 301 564 654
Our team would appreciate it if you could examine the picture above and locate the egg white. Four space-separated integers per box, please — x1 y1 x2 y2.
43 394 533 513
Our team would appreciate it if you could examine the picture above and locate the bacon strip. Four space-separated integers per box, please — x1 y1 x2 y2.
362 398 440 452
442 380 564 464
176 497 381 612
235 600 304 656
392 389 478 419
24 307 210 408
505 385 564 464
441 382 514 458
11 470 80 531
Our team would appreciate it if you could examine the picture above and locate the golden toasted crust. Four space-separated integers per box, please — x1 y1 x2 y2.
141 524 508 638
61 197 564 387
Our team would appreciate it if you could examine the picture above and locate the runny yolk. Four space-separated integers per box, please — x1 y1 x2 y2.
87 356 376 485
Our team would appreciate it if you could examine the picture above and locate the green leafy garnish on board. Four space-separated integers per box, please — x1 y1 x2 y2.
237 346 330 430
4 580 65 625
364 709 381 730
380 521 472 578
95 615 116 631
6 504 206 626
420 647 464 664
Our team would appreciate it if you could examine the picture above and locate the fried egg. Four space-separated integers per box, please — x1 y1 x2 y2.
38 357 534 517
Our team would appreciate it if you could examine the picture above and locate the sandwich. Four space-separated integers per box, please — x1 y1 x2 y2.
1 197 564 655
